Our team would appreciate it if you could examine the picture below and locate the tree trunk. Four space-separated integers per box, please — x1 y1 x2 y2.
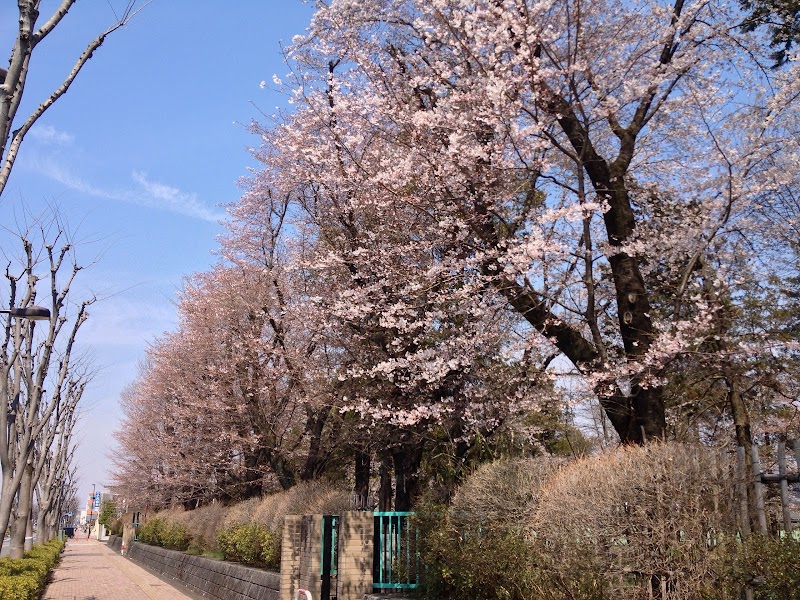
378 458 392 512
269 454 296 491
35 495 49 543
728 375 753 458
0 486 14 552
9 463 33 558
541 84 668 442
393 446 422 512
725 362 758 531
44 511 57 543
300 409 336 482
24 508 32 551
240 447 266 499
354 448 370 510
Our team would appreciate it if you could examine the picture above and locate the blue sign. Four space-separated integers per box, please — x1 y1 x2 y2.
93 492 101 509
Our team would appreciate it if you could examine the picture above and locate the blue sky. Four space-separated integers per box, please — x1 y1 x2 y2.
0 1 314 507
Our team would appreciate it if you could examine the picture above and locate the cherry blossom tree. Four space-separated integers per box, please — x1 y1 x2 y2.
112 149 556 508
246 0 800 446
113 0 800 509
231 90 561 507
110 357 232 509
111 255 348 506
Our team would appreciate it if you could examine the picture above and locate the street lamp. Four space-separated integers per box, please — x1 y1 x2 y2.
0 306 50 320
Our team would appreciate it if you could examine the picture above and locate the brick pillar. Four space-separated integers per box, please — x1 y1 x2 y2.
298 515 323 599
336 512 374 600
121 523 136 555
281 515 303 600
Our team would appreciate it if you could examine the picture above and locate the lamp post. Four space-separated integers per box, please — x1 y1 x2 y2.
0 306 51 320
0 305 50 351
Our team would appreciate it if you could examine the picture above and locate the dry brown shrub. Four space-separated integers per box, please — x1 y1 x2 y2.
252 481 351 532
531 442 737 599
142 482 350 553
220 497 262 529
448 456 563 532
147 503 228 551
184 502 227 550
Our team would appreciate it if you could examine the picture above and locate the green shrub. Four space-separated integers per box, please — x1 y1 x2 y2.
417 503 608 600
137 518 190 551
0 573 39 600
418 446 800 599
532 443 738 599
418 521 537 599
718 534 800 600
137 517 166 546
0 538 63 600
417 494 513 597
98 500 117 528
161 522 190 551
217 523 278 568
415 458 570 600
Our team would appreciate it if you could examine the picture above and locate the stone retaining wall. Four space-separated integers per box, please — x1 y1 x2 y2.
107 535 122 553
108 536 280 600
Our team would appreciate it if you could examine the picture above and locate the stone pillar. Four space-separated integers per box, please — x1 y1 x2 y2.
337 512 374 600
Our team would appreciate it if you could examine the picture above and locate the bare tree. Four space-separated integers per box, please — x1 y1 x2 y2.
0 0 148 197
34 383 83 544
0 217 94 557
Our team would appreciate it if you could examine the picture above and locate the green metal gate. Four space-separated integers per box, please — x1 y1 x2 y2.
321 514 339 600
132 512 141 541
373 511 419 591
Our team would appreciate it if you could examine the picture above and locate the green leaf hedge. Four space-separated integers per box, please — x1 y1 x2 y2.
0 538 64 600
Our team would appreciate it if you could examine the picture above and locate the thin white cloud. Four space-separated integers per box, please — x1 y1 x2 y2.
32 158 226 223
78 295 177 350
29 124 74 145
35 159 109 197
130 170 225 223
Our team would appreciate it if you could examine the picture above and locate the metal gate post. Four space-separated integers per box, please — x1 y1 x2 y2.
321 514 336 600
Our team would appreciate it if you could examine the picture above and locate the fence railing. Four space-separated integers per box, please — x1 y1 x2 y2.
373 511 419 591
736 440 800 537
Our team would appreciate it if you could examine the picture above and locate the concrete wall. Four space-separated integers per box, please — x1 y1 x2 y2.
109 536 280 600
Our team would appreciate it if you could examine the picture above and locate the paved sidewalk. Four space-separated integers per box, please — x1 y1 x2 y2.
42 537 195 600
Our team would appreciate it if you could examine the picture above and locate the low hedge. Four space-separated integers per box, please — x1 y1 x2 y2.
217 522 280 569
0 538 64 600
137 517 191 551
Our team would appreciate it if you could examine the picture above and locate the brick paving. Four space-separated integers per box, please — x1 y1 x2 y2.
42 537 195 600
